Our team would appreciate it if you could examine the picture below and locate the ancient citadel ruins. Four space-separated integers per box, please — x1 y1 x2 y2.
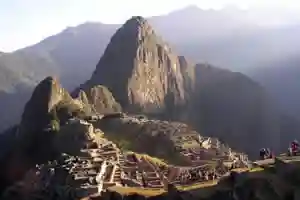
2 113 250 199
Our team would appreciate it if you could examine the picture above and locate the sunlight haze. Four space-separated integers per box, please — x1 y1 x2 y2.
0 0 299 52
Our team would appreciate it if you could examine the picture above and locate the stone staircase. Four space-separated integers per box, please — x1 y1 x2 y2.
119 153 126 166
113 166 122 183
146 171 164 188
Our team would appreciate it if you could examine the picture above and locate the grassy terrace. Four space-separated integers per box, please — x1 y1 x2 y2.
108 166 265 196
128 152 168 167
108 186 165 197
177 180 218 191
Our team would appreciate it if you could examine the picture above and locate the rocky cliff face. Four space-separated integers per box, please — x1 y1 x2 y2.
77 16 187 114
19 76 72 134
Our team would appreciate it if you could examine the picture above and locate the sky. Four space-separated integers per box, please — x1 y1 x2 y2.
0 0 300 52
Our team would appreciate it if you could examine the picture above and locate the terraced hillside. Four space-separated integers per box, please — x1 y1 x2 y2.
2 111 300 200
1 115 248 199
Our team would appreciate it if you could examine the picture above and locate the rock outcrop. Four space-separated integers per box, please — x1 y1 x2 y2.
19 76 92 135
76 85 122 114
16 77 90 162
19 76 72 134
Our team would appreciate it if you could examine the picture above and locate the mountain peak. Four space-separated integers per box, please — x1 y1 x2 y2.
43 76 59 88
127 16 148 25
124 16 150 30
116 16 154 42
77 16 186 113
19 76 72 134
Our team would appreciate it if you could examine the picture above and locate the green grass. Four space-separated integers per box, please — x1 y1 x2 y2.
180 141 200 149
127 152 168 167
177 180 218 191
108 186 165 196
103 133 133 150
250 167 264 172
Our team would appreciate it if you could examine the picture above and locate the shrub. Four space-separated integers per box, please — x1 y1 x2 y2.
50 119 60 132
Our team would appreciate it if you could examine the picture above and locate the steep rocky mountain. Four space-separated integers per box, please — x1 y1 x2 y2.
74 16 285 157
75 17 187 115
19 76 77 137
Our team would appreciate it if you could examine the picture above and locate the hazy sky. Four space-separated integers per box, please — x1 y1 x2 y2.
0 0 299 52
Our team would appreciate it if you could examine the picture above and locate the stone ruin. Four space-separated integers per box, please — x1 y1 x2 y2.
1 116 252 199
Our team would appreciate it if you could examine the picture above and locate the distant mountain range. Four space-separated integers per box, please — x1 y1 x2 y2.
0 5 300 149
